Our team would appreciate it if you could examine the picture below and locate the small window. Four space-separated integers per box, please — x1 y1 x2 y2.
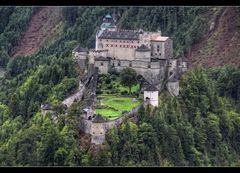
127 45 129 48
134 46 136 48
106 40 108 42
120 45 122 47
129 62 132 67
111 45 113 47
157 45 160 49
115 45 117 47
93 132 95 134
138 41 140 43
118 61 121 66
123 41 125 43
100 132 102 134
101 62 103 66
120 40 122 43
132 41 134 43
106 44 109 47
127 41 129 43
123 45 125 48
112 63 115 67
157 49 159 52
100 39 102 41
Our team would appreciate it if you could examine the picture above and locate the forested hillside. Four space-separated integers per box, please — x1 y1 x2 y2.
0 7 240 166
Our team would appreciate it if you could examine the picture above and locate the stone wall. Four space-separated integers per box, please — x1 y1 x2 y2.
94 61 109 74
167 81 179 96
80 106 140 145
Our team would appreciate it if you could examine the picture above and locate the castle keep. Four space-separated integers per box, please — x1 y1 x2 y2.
73 14 186 86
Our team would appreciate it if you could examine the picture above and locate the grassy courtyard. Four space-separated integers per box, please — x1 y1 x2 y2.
96 94 140 120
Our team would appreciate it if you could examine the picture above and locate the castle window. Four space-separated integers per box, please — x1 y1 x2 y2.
118 61 121 66
106 40 108 42
101 62 103 66
138 41 140 43
106 44 109 47
157 45 160 49
123 45 125 48
123 41 125 43
115 45 117 47
157 49 160 52
113 63 115 67
134 46 136 48
131 46 133 48
111 45 113 47
132 41 134 43
127 41 129 43
100 39 102 41
120 40 122 43
127 45 129 48
120 45 122 47
148 63 151 68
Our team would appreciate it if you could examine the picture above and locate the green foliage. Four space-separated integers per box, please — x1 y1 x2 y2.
120 68 138 94
97 65 240 166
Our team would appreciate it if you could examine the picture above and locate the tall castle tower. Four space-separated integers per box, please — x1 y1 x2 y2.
96 14 117 50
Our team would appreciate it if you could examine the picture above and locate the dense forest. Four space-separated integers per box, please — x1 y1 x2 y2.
0 7 240 166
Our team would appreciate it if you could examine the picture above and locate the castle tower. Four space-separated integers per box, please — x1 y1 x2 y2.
100 14 116 32
144 84 159 107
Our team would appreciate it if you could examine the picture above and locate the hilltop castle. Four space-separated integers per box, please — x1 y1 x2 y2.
73 14 187 89
39 14 189 145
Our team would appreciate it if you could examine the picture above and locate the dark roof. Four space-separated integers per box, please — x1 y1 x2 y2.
98 30 139 40
145 84 158 91
73 45 87 52
95 56 110 61
41 103 52 110
136 44 150 52
92 114 106 123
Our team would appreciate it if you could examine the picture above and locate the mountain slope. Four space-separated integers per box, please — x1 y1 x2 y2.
10 7 63 58
187 7 240 68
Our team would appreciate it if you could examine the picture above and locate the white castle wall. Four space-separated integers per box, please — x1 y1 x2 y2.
144 91 159 107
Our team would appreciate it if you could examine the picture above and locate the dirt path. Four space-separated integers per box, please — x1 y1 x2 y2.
11 7 62 57
186 7 240 68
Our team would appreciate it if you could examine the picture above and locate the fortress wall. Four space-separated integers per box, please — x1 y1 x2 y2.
94 61 109 74
135 51 151 61
167 81 179 96
164 39 173 59
91 135 105 145
150 61 161 68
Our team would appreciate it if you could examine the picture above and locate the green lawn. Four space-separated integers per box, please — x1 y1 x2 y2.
96 94 140 120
